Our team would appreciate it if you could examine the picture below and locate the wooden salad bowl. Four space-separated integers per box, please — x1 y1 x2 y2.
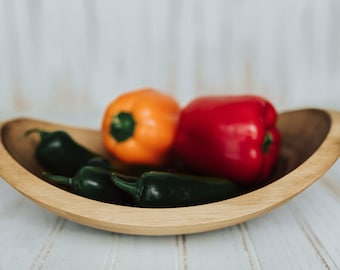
0 108 340 236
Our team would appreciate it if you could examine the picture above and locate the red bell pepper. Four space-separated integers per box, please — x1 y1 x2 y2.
174 95 280 186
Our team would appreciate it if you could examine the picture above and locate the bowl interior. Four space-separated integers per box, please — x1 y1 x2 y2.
0 109 336 235
1 118 110 177
0 109 332 187
269 109 331 182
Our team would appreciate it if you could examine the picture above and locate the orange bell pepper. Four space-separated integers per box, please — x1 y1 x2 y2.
101 88 180 166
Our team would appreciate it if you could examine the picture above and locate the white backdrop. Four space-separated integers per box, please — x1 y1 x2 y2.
1 0 339 119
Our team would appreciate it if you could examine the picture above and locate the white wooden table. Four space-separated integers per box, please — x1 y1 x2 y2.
1 112 339 270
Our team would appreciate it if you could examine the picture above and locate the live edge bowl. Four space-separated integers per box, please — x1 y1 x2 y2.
0 108 340 236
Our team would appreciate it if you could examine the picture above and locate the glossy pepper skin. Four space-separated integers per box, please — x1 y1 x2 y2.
25 129 100 177
101 88 180 166
111 171 238 208
43 166 133 205
174 95 281 186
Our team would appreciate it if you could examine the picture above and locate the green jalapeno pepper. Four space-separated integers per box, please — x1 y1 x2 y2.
43 166 133 205
26 129 157 177
86 156 112 170
111 171 239 208
25 129 105 177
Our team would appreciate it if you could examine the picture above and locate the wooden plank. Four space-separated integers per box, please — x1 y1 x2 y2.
185 226 261 269
38 223 121 270
111 235 180 270
0 180 61 269
289 179 340 269
243 201 333 269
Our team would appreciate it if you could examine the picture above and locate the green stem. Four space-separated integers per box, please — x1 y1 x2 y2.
114 172 139 181
110 112 136 142
43 172 72 187
262 132 272 153
111 174 137 197
25 129 49 140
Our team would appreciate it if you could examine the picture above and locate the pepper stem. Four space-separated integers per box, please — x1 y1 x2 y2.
42 172 73 187
262 132 272 153
110 112 136 142
25 129 50 140
111 174 137 197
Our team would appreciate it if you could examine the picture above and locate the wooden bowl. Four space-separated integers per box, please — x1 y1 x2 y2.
0 108 340 236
